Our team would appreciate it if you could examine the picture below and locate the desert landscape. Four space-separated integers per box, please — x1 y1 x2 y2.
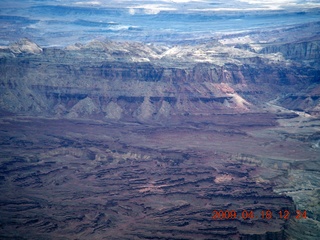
0 1 320 239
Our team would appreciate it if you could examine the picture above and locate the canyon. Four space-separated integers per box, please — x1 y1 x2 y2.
0 21 320 239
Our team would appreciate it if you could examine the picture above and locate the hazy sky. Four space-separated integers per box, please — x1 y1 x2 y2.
1 0 320 13
58 0 320 12
0 0 319 45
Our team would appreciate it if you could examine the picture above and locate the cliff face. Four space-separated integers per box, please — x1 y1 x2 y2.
1 37 319 121
259 40 320 62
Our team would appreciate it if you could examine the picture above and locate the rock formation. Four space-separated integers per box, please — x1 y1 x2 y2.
0 29 319 121
0 23 320 239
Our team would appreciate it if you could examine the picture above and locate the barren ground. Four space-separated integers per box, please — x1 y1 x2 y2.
0 111 319 239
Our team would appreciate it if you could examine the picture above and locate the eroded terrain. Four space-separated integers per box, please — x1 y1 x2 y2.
0 111 319 239
0 21 320 239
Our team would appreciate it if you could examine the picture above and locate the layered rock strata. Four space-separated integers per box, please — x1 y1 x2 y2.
0 34 319 121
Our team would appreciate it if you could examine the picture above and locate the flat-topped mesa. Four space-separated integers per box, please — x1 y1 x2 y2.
0 37 319 121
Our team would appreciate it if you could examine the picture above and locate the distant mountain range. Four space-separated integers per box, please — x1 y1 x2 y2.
0 0 320 46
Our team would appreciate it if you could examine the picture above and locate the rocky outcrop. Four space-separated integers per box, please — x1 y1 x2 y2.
259 40 320 62
66 97 99 118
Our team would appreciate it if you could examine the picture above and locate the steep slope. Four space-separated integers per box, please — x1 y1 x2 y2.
0 33 319 121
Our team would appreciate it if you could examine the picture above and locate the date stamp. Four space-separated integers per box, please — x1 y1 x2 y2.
212 209 307 220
